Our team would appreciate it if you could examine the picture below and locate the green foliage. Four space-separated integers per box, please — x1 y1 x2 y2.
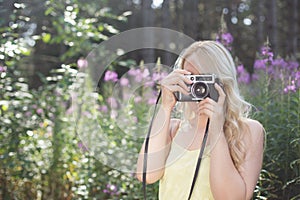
240 48 300 200
43 0 127 62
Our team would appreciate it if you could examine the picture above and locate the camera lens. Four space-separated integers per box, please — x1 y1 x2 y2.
191 82 209 99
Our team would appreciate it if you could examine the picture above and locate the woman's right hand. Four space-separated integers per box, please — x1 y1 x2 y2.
160 69 193 111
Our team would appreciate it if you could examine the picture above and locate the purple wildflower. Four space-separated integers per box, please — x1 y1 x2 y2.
287 61 299 71
36 108 43 115
251 73 259 81
152 72 168 82
99 105 108 113
103 184 119 196
83 111 92 118
127 68 151 83
107 97 118 109
216 32 234 51
120 77 129 86
152 72 161 82
128 68 144 82
237 64 251 84
284 80 297 93
142 68 150 78
254 60 266 70
134 96 142 103
135 75 143 83
103 189 109 194
272 58 288 69
221 33 234 44
25 111 31 117
78 141 89 152
132 116 138 123
0 66 6 72
147 97 157 105
128 68 140 76
144 80 155 87
260 46 274 63
77 58 88 69
104 70 118 82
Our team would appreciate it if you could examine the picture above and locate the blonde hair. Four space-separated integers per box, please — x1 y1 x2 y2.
176 40 251 170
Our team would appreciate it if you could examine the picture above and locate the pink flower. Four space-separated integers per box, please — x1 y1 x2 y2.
99 105 108 113
107 97 118 108
134 96 142 103
284 80 297 93
254 60 266 70
128 68 146 83
120 77 129 86
36 108 43 115
128 68 140 76
77 58 88 69
25 111 31 117
237 64 251 84
142 68 150 78
78 141 88 152
221 33 233 44
104 70 118 82
144 80 155 87
147 97 157 105
0 66 6 72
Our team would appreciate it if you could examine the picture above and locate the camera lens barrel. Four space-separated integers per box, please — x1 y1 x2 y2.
191 82 209 99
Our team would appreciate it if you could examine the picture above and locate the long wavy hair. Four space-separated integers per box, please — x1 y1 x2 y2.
175 40 251 171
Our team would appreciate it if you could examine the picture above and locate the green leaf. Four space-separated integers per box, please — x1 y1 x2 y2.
98 24 104 32
21 49 31 56
42 33 51 43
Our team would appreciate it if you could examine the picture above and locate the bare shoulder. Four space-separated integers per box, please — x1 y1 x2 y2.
170 118 181 139
244 118 265 148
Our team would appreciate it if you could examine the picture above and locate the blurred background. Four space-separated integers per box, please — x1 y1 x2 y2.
1 0 299 88
0 0 299 199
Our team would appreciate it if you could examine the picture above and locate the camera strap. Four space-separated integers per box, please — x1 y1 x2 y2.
187 119 210 200
142 91 210 200
142 90 162 200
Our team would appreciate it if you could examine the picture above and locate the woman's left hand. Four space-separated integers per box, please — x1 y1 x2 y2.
197 83 226 135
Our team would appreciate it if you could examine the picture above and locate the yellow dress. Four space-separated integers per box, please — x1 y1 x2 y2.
159 127 214 200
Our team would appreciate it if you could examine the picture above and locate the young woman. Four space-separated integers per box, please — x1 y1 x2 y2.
136 40 264 200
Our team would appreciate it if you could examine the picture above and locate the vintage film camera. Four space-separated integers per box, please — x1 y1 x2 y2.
174 74 220 102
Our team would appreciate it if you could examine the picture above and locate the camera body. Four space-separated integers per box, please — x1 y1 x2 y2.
174 74 220 102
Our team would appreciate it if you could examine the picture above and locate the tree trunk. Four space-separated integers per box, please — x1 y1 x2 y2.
256 0 265 48
162 0 174 66
267 0 278 56
141 0 155 63
174 0 182 31
182 0 199 39
291 0 298 57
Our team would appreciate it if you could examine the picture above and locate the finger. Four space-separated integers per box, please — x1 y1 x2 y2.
198 104 214 113
176 79 190 92
161 80 189 95
168 85 190 95
198 108 213 118
214 83 226 103
183 76 193 84
174 69 192 75
198 98 216 107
